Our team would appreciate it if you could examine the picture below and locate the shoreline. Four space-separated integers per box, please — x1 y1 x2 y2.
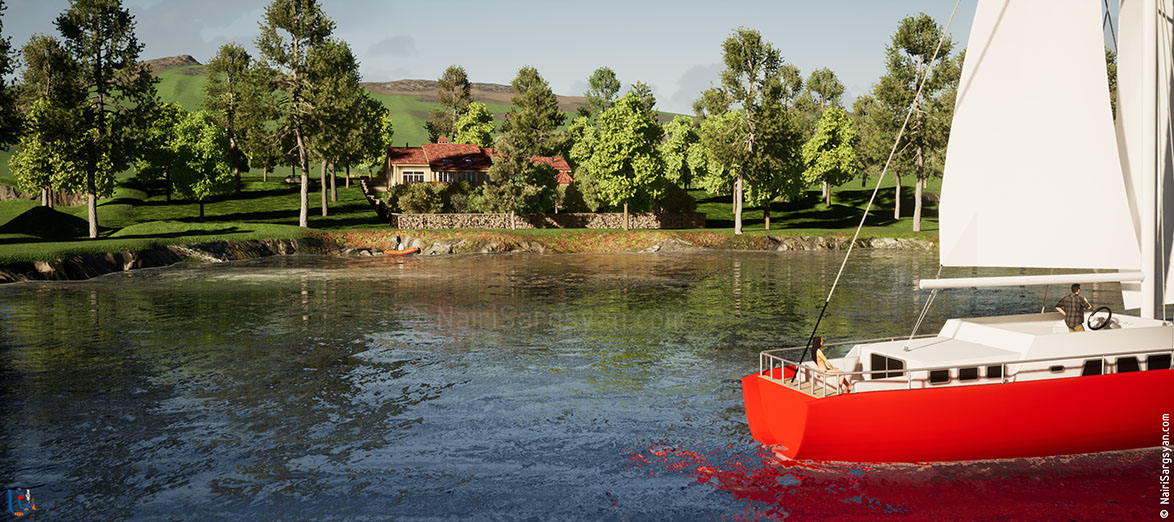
0 230 936 283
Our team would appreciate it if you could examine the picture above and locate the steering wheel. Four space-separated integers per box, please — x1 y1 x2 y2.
1087 306 1112 331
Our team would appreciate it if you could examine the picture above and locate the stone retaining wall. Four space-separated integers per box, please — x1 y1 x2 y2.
359 176 705 229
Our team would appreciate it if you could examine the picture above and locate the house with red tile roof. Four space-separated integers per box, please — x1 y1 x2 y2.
384 140 572 188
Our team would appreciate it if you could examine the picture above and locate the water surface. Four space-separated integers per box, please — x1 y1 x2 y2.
0 251 1157 520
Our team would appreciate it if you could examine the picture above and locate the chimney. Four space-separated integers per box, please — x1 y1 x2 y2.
437 136 449 144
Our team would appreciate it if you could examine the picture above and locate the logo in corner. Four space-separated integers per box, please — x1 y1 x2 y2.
7 488 36 517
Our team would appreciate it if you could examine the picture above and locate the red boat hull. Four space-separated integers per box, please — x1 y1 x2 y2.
742 367 1173 462
383 247 420 256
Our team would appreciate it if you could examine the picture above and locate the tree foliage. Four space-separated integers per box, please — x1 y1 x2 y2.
802 106 857 206
204 43 266 191
581 93 665 224
256 0 335 227
169 111 235 218
488 66 566 215
453 101 495 147
0 0 19 148
805 67 845 110
425 64 471 142
10 97 88 197
660 115 705 189
581 66 620 118
56 0 160 238
135 102 186 198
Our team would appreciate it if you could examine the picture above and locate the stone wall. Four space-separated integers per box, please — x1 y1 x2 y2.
359 176 705 230
0 184 88 206
385 211 706 230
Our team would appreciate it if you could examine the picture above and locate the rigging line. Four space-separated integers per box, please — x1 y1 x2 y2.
792 0 964 379
1159 0 1172 321
904 264 945 351
1040 268 1054 314
1104 0 1118 52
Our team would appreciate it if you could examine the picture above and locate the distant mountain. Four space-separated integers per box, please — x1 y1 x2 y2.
144 55 204 75
364 79 588 113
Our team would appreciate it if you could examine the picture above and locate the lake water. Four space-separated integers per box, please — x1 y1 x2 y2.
0 251 1160 520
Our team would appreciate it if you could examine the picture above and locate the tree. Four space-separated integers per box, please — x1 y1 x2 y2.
425 64 471 142
660 115 705 190
488 66 566 221
0 0 19 149
850 94 891 188
779 64 803 109
802 106 857 207
170 111 234 219
581 93 665 230
581 66 621 118
453 101 495 147
699 27 798 234
56 0 159 238
346 93 394 185
204 43 263 194
10 98 87 205
872 13 954 231
135 102 186 201
256 0 335 228
805 67 845 110
692 87 730 118
305 37 364 214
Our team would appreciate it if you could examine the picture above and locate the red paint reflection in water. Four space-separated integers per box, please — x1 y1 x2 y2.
625 442 1158 520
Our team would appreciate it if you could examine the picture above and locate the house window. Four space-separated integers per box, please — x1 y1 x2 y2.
460 171 479 182
437 172 457 183
402 171 425 183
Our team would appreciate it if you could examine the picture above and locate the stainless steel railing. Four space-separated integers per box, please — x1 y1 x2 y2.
758 339 1174 398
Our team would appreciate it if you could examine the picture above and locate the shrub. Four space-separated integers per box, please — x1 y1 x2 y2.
397 183 443 214
440 180 472 212
381 184 410 212
654 183 697 213
449 193 472 213
557 182 590 213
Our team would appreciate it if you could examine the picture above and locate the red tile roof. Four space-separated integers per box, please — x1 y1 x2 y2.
387 144 573 183
387 147 428 165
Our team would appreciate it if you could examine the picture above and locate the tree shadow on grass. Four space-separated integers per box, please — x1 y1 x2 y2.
0 226 242 246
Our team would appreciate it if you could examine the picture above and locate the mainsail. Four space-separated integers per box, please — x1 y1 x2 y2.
939 0 1140 270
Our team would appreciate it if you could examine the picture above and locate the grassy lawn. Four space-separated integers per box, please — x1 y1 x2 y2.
693 174 939 238
0 172 385 264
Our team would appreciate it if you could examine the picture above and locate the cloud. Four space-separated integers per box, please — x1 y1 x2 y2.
367 35 418 58
665 63 724 115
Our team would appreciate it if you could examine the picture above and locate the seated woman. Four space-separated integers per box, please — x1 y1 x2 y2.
813 336 851 393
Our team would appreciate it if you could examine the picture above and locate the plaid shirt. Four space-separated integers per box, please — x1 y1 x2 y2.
1056 293 1090 328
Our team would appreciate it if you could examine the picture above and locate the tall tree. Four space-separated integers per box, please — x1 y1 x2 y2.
13 33 81 206
305 37 363 214
802 106 857 207
425 64 471 142
779 64 803 109
0 0 18 149
487 66 566 220
873 13 954 231
581 66 620 118
204 43 261 194
627 81 658 120
703 27 791 235
692 86 731 119
255 0 335 228
453 101 495 147
56 0 159 238
582 93 665 229
850 93 891 189
805 67 846 110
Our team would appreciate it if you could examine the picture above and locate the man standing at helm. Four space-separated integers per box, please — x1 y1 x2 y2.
1055 283 1092 332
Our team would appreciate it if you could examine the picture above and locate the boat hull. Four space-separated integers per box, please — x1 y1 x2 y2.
383 247 420 256
742 367 1173 462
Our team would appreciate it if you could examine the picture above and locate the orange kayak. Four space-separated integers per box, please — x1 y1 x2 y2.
383 247 420 256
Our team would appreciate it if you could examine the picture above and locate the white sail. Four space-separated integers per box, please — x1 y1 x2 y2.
939 0 1140 270
1117 0 1174 312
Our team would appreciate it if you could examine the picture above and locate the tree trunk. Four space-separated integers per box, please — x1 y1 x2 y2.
262 167 269 182
345 165 350 188
199 201 205 220
893 174 901 220
320 160 328 217
233 165 241 194
165 168 171 202
87 170 97 239
734 169 744 235
913 144 924 232
824 180 831 207
510 210 516 230
295 129 310 228
330 163 337 203
861 173 867 187
624 202 630 230
764 205 770 230
913 176 924 232
40 187 48 207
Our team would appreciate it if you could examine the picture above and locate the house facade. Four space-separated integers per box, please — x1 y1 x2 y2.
384 141 572 187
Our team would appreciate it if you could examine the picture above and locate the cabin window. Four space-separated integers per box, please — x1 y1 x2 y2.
1081 359 1103 376
929 370 951 384
986 365 1003 379
1048 365 1065 373
1147 353 1172 371
958 367 979 381
869 354 906 380
1116 356 1140 373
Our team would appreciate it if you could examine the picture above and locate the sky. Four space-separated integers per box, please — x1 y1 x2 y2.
3 1 996 114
